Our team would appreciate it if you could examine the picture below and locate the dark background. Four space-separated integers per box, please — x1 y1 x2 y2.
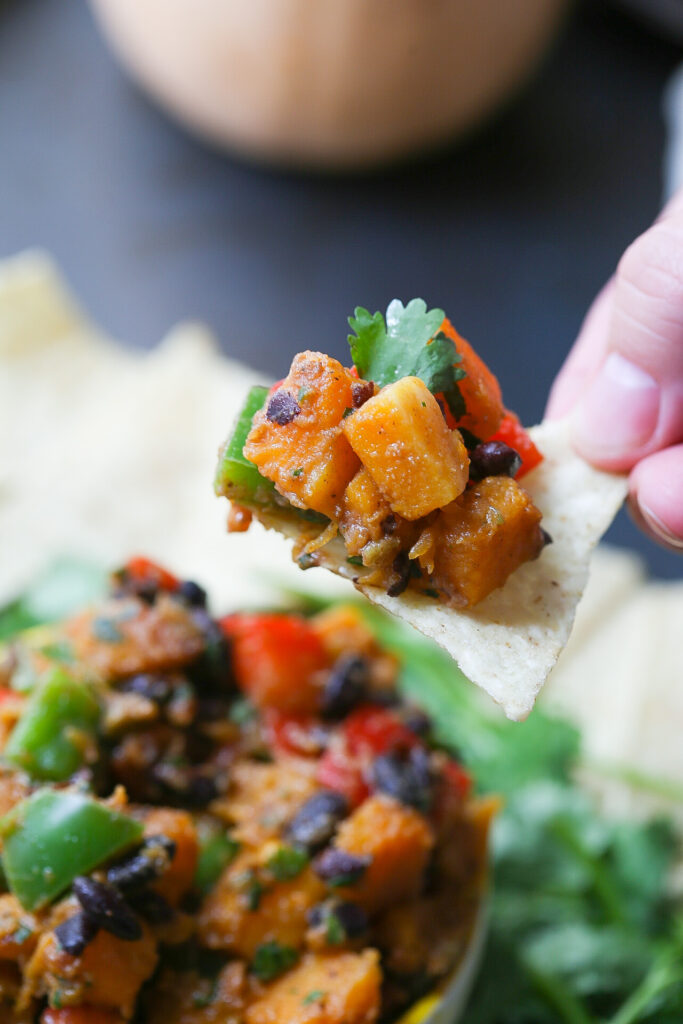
1 0 681 578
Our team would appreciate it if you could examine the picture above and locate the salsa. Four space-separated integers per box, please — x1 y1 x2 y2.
216 300 548 608
0 558 492 1024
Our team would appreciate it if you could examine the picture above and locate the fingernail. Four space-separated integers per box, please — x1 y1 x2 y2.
638 503 683 551
574 353 660 460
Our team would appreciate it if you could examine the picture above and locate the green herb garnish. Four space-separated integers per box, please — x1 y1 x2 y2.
251 941 299 981
348 299 465 420
302 990 326 1006
325 912 345 946
266 845 309 882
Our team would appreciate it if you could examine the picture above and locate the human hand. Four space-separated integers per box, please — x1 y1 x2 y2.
546 192 683 551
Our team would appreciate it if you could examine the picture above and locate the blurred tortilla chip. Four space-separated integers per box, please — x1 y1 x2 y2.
253 419 627 719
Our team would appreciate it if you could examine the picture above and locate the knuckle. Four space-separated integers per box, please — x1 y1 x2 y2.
617 216 683 308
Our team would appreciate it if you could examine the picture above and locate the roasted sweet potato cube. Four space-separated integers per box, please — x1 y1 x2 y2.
245 951 381 1024
198 850 325 958
338 467 393 556
213 759 319 847
342 378 469 520
331 795 434 914
244 353 360 519
431 476 544 608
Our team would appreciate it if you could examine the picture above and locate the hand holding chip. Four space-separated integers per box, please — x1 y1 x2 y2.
546 191 683 551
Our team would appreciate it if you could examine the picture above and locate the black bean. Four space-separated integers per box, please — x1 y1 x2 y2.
541 527 553 547
313 848 371 885
54 912 99 957
107 835 176 891
382 514 397 535
321 654 369 721
186 774 218 807
387 552 412 597
266 390 301 425
177 580 207 607
287 790 349 853
128 888 174 924
72 877 142 941
458 428 483 451
351 380 374 409
469 441 522 482
124 674 172 703
401 708 432 737
333 901 369 938
189 612 233 693
305 899 367 938
371 747 433 812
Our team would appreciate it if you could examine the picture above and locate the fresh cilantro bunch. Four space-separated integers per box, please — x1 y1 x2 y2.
348 298 466 420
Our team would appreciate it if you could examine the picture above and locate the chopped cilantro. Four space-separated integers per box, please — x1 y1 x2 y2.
302 990 326 1006
291 468 304 478
298 386 312 402
346 555 364 566
348 299 466 420
251 941 299 981
12 924 33 944
229 698 257 726
245 877 264 911
267 845 309 881
325 912 345 946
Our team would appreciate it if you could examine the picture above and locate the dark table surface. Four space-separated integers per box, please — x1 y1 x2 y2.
1 0 681 579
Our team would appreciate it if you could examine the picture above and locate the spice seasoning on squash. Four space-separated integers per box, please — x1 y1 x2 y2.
217 298 547 610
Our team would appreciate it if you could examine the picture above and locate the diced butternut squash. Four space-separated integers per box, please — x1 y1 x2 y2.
24 905 157 1017
431 476 544 608
331 795 434 914
338 467 393 556
198 850 324 957
66 596 205 680
310 605 379 661
245 950 381 1024
439 319 504 441
342 378 469 521
142 808 198 906
214 759 319 847
244 353 360 519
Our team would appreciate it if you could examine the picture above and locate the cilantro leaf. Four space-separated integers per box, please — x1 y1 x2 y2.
348 299 465 419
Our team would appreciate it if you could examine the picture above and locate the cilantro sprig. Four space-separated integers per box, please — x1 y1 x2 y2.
348 298 466 420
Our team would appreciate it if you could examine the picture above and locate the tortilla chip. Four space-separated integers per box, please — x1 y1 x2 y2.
0 251 626 720
250 420 627 719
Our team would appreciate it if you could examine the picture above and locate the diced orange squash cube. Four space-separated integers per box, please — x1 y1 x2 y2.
215 759 319 847
439 319 504 441
338 467 393 556
245 951 381 1024
26 906 157 1017
310 605 379 661
331 795 434 914
342 378 469 520
198 850 324 957
431 476 544 608
244 353 360 519
142 808 198 906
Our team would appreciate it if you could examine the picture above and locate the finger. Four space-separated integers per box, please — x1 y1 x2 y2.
627 444 683 551
545 281 614 419
571 209 683 471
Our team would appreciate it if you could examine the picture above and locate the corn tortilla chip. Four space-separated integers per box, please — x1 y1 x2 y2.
250 420 627 720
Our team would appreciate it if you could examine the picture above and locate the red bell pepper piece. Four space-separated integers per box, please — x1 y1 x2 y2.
220 613 328 715
489 411 543 478
123 556 179 592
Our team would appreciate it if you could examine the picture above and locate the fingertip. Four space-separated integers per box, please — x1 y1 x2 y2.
628 446 683 552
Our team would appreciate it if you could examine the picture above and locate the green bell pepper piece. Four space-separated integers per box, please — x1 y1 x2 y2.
214 386 275 505
4 669 100 781
0 789 144 910
194 821 240 894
